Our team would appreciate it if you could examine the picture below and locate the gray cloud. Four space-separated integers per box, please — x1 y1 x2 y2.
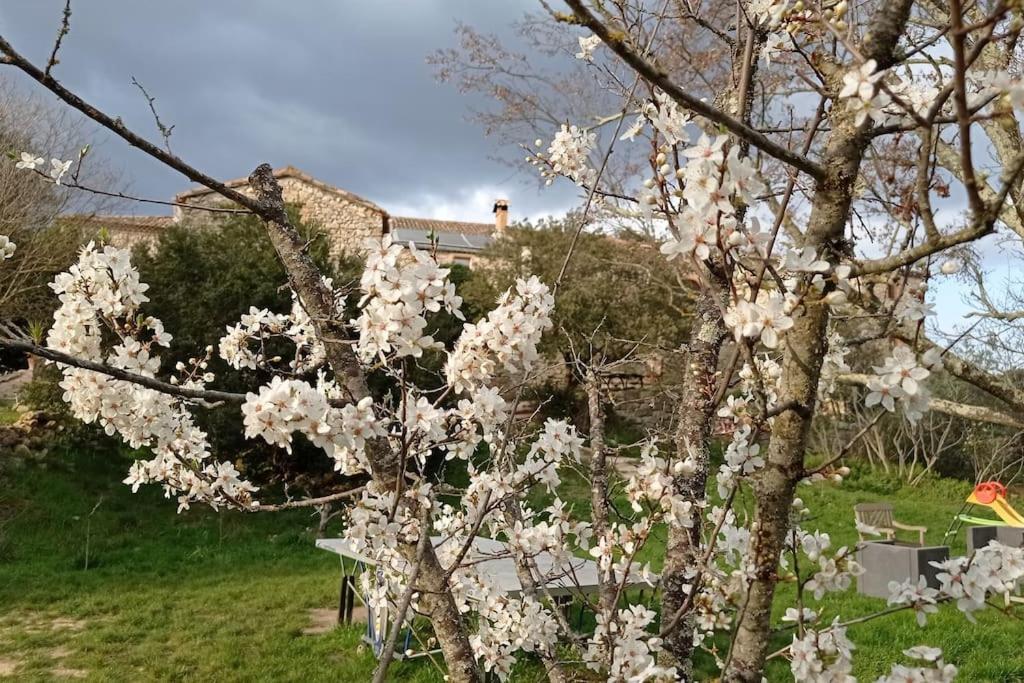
0 0 580 223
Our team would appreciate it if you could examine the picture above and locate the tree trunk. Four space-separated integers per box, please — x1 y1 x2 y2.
660 289 726 675
247 165 481 682
585 370 618 619
722 1 914 678
661 12 758 671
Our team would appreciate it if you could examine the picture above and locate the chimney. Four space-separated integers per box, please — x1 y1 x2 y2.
493 199 509 235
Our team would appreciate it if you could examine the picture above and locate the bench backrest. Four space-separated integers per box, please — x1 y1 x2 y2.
854 502 894 529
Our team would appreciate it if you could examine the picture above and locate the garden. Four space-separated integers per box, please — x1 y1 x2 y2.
6 1 1024 681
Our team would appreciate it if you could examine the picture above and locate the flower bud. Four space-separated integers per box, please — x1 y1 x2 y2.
824 290 847 305
940 259 962 275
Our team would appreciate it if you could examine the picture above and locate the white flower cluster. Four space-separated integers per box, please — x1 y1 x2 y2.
0 235 15 261
865 344 943 422
895 542 1024 622
624 443 697 529
219 296 327 373
585 605 677 681
445 275 553 393
789 619 856 682
887 575 939 627
469 590 560 680
750 0 795 29
642 90 691 146
725 292 795 349
715 425 766 497
519 418 584 491
345 481 427 556
575 34 602 61
876 646 957 683
818 328 852 399
839 59 888 127
46 243 256 510
353 234 462 362
15 151 72 184
242 376 382 474
543 123 597 187
804 543 862 600
653 134 765 231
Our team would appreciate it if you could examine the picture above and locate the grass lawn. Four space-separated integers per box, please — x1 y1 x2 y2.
2 445 1024 681
0 402 21 426
0 447 439 682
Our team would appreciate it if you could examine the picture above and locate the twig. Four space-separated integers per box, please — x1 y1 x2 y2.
131 76 175 153
257 486 366 512
44 0 72 79
553 0 671 295
372 506 432 683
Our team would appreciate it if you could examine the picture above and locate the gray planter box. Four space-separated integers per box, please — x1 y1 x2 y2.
856 541 949 598
967 525 1024 554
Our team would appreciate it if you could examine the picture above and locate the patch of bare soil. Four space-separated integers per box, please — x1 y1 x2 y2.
49 617 85 632
51 667 87 678
0 659 20 677
302 608 338 635
301 605 368 635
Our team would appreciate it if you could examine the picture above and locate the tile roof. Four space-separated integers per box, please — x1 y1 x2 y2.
174 165 387 214
390 216 494 236
62 168 502 244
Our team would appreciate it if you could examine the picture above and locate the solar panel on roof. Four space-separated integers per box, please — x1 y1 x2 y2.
392 229 492 252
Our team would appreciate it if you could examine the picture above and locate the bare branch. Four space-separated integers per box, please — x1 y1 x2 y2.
0 338 245 405
560 0 825 179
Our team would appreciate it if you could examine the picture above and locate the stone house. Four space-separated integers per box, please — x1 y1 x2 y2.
71 166 509 267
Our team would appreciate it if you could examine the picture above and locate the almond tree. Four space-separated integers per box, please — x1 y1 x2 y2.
5 1 1024 682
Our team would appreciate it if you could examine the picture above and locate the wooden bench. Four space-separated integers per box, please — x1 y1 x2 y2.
855 502 927 546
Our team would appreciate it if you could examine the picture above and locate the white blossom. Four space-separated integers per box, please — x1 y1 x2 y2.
575 34 602 61
15 151 45 170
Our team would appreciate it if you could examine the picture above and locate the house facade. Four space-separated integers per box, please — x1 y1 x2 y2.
74 166 508 267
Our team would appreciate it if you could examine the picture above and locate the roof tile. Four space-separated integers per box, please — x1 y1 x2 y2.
390 216 494 236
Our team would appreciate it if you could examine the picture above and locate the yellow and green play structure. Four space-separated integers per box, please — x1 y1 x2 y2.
957 481 1024 527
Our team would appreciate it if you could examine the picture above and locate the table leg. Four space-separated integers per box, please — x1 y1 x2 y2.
345 575 355 623
338 572 350 624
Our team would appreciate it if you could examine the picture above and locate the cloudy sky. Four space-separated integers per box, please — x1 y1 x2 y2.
0 2 1011 332
0 1 580 224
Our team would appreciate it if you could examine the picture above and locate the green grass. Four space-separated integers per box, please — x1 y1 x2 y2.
0 401 20 425
2 447 1024 680
0 448 441 682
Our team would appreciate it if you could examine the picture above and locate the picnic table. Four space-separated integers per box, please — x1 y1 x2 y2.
315 535 654 658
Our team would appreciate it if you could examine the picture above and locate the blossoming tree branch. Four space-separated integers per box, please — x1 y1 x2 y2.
6 0 1024 680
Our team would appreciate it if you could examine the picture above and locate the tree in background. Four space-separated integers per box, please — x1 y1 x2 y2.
462 217 693 433
0 77 117 326
464 215 692 362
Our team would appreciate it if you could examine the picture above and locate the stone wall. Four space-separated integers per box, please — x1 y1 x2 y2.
175 176 386 258
602 356 682 433
519 353 683 433
104 226 162 250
